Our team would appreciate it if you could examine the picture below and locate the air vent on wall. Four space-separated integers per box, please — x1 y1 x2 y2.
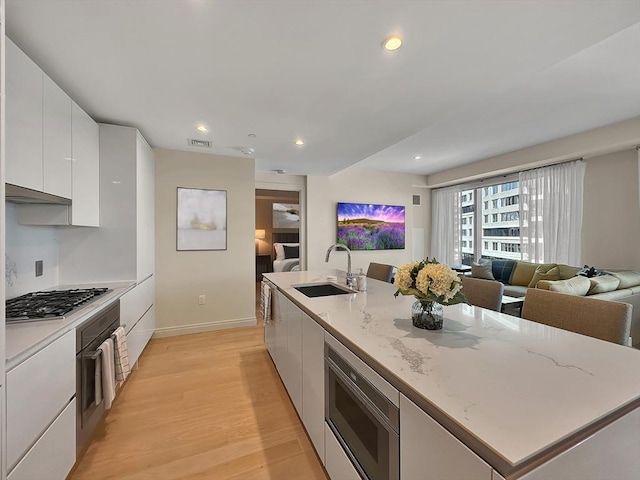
412 194 421 206
188 138 212 148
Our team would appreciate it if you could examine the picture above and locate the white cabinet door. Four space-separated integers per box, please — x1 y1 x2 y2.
302 313 325 462
325 423 361 480
272 290 287 378
285 295 303 416
6 331 75 471
43 74 72 198
6 38 43 191
518 407 640 480
400 394 492 480
127 304 156 366
136 132 155 282
7 399 76 480
71 101 100 226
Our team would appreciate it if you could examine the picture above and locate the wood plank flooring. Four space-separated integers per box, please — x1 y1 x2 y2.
68 325 328 480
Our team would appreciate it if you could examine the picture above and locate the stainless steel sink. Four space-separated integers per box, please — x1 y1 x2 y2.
293 283 354 298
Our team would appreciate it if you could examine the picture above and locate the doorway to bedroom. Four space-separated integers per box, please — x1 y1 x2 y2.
255 189 301 285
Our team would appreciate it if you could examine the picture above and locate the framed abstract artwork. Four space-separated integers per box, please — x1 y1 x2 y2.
272 203 300 228
176 187 227 251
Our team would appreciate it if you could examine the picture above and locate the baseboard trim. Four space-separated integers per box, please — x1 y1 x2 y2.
152 317 258 338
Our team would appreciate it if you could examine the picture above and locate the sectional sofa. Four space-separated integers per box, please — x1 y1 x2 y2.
471 259 640 348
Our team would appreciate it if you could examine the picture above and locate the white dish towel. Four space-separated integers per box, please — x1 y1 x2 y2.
261 281 272 324
112 326 131 384
99 338 116 410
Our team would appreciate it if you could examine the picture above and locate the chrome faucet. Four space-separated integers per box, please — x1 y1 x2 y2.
325 244 355 288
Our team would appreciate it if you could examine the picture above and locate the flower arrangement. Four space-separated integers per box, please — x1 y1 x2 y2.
393 258 468 305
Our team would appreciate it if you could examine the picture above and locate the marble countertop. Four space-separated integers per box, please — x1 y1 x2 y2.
5 280 136 370
264 270 640 475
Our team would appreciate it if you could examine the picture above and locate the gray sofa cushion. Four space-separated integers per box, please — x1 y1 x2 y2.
587 275 620 295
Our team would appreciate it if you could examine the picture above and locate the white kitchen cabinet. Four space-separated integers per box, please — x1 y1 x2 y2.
284 293 303 416
400 393 492 480
324 423 361 480
6 330 75 472
43 73 72 198
70 101 100 226
121 275 156 366
58 124 155 284
127 304 156 366
302 312 325 463
7 399 76 480
5 38 43 191
518 407 640 480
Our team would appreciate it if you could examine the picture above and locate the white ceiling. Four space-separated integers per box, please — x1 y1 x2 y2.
5 1 640 177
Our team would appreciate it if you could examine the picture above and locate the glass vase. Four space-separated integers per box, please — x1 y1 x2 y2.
411 299 444 330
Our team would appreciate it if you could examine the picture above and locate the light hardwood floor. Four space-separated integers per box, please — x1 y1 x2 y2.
68 325 328 480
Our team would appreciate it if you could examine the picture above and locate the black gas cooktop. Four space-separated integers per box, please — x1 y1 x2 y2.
5 288 110 323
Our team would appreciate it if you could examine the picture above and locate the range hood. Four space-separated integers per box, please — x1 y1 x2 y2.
5 183 72 205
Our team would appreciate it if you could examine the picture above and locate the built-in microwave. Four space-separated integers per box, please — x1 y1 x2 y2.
325 340 399 480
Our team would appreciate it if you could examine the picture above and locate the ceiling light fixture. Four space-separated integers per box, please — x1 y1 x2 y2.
196 125 208 133
295 139 304 146
413 155 421 160
383 35 402 51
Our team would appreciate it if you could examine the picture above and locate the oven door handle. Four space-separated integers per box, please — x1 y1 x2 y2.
327 357 399 435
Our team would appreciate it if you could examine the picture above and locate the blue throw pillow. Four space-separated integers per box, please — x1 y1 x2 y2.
491 259 516 284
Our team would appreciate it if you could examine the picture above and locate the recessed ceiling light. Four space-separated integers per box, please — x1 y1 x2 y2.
196 125 208 133
413 155 421 160
383 35 402 51
248 133 256 138
295 139 304 146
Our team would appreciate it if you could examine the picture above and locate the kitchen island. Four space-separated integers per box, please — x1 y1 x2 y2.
264 270 640 479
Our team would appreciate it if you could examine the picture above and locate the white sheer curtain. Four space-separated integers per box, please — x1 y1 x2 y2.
431 185 462 265
519 160 586 265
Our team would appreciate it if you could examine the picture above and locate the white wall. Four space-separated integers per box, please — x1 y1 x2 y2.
4 203 58 298
306 167 429 273
154 148 256 337
582 149 640 269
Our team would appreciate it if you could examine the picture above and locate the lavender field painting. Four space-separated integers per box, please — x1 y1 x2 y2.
337 202 405 250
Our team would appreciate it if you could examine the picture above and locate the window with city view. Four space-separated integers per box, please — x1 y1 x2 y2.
460 180 524 265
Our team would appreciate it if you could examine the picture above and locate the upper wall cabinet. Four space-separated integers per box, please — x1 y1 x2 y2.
6 38 43 191
7 37 100 226
70 102 99 226
43 74 72 199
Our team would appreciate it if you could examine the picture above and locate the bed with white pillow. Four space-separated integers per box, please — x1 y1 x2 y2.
273 242 300 272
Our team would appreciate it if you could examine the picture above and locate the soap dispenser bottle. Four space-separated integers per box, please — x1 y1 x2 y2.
356 268 367 292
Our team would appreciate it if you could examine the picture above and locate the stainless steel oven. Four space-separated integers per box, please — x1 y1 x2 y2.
76 300 120 454
325 341 399 480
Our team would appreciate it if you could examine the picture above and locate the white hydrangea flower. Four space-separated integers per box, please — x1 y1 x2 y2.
394 261 419 291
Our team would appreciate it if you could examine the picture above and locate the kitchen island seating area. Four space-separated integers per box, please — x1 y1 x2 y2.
521 288 632 346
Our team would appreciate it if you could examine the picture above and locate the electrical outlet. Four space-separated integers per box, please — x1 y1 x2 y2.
198 294 206 305
35 260 43 277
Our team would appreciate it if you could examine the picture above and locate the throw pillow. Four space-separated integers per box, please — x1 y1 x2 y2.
587 275 620 295
528 265 560 288
491 259 516 283
609 271 640 289
472 261 495 280
557 264 581 280
283 245 299 259
511 262 556 287
545 276 591 296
